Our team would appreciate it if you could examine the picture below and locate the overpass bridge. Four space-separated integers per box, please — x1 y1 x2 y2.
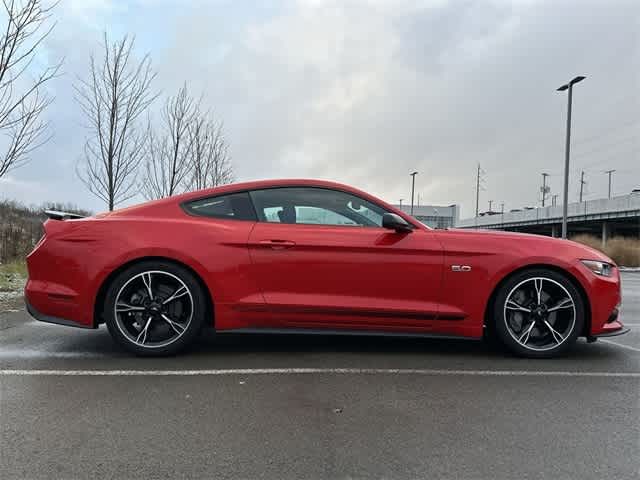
455 194 640 244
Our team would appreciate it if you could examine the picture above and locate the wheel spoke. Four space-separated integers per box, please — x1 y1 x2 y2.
534 278 543 304
543 320 565 344
518 322 536 345
161 313 186 335
547 298 573 312
116 303 145 313
162 285 188 305
506 300 531 313
142 272 154 300
136 317 153 345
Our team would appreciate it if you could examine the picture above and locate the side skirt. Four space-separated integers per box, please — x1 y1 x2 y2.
217 327 479 341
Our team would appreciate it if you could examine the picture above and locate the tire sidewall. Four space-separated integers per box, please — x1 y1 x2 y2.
104 261 207 356
493 268 585 358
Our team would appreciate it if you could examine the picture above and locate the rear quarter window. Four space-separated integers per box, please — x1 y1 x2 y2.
183 192 256 221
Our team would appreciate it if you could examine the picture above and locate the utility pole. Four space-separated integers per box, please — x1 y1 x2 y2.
605 169 616 198
488 200 493 212
579 170 586 202
557 75 586 239
541 173 550 207
409 171 418 215
475 163 484 217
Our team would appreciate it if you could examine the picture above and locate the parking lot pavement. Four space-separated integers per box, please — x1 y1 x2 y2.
1 274 638 479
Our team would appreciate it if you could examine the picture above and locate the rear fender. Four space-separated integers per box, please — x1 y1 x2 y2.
92 247 215 307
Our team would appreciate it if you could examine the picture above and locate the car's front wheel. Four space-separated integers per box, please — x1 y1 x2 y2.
493 268 585 358
104 261 207 356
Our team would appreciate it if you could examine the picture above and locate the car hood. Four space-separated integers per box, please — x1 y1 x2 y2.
442 228 614 265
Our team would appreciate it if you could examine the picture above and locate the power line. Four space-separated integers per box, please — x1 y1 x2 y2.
572 118 640 146
577 145 640 170
573 134 638 159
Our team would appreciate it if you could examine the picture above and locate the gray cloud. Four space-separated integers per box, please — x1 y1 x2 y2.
159 0 638 216
2 0 638 217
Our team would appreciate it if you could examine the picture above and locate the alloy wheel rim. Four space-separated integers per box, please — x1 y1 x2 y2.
114 270 193 349
503 277 576 352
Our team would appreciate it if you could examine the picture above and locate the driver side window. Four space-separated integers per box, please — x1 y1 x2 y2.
249 187 387 227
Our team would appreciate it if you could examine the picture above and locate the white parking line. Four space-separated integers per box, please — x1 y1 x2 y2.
0 349 107 359
600 339 640 353
0 368 638 378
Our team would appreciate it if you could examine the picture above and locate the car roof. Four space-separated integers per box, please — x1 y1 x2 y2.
177 178 368 202
105 179 425 230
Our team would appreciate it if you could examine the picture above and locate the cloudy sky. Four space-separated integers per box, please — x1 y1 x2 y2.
0 0 638 218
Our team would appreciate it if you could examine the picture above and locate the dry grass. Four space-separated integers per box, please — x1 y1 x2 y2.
0 259 26 291
571 235 640 267
0 259 26 312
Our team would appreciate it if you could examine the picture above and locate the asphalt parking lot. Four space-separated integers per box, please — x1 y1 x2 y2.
1 273 638 480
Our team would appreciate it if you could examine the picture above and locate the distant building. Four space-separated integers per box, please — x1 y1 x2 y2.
392 204 460 229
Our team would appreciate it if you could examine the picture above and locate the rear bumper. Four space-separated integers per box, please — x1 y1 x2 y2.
25 297 95 329
24 277 94 327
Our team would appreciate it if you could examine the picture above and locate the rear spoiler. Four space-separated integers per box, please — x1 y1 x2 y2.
44 210 86 221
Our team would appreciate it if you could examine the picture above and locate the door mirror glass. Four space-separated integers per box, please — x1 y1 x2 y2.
382 213 413 233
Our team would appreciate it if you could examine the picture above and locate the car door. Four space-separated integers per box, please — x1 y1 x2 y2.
246 186 445 331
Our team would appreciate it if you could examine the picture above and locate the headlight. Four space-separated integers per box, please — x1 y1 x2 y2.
580 259 613 276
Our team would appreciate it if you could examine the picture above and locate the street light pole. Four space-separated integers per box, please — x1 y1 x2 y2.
409 171 418 215
605 169 616 199
557 75 586 239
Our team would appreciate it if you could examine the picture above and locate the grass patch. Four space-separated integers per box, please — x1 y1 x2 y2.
571 235 640 267
0 259 27 291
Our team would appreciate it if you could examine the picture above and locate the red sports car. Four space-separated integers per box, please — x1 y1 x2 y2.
25 179 627 357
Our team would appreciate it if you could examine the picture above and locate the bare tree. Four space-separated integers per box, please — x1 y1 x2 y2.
0 0 62 179
186 112 232 191
142 84 196 200
75 33 157 211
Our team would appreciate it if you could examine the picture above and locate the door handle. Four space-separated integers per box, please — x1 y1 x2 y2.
258 239 296 249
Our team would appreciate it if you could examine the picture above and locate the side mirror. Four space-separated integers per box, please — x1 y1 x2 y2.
382 213 413 233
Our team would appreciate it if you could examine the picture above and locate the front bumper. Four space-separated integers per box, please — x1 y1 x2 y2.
583 264 628 337
590 327 630 338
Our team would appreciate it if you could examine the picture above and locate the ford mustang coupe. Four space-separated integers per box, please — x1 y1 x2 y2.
25 179 627 357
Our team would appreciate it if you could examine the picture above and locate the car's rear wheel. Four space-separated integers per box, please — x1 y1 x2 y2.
104 261 207 356
493 268 585 358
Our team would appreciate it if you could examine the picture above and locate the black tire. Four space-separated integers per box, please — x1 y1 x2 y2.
493 268 585 358
103 260 207 356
